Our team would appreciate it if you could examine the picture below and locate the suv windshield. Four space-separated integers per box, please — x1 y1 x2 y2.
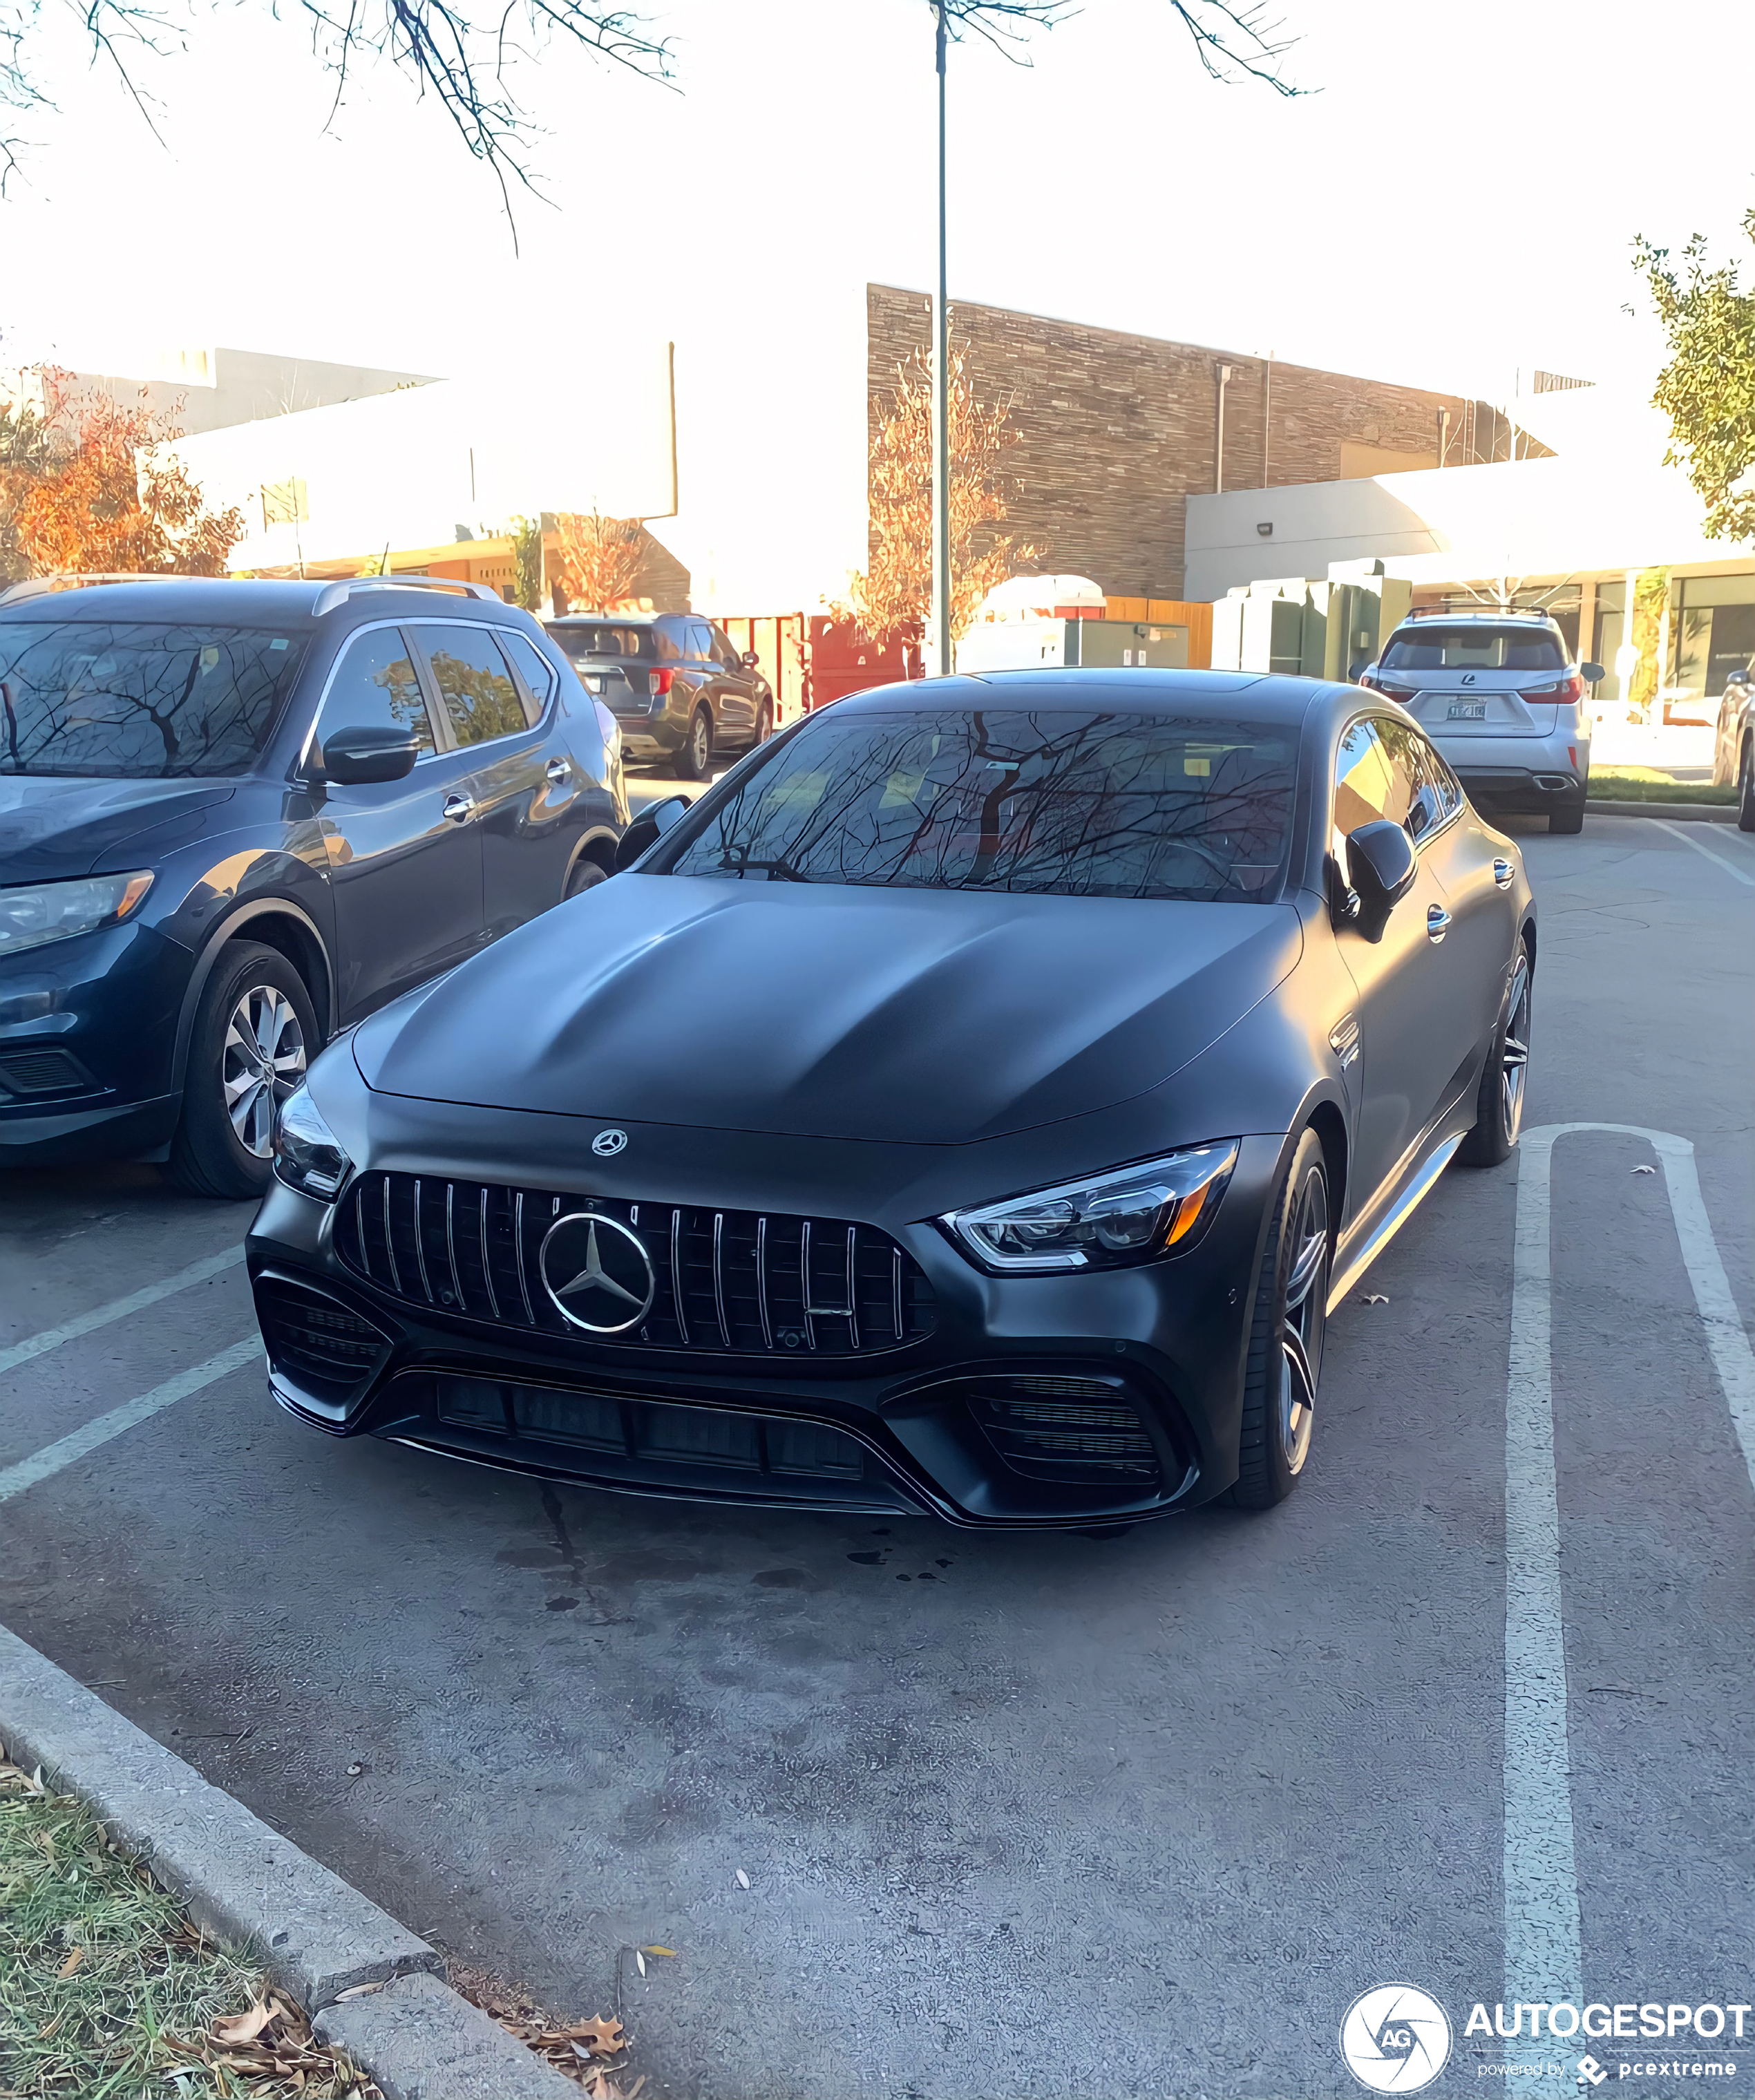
549 623 655 661
667 709 1297 901
1381 625 1565 672
0 622 307 777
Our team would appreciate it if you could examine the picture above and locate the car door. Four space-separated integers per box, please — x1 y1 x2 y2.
410 621 578 944
1329 715 1463 1216
1389 721 1517 1090
681 618 723 740
707 623 757 743
311 624 484 1019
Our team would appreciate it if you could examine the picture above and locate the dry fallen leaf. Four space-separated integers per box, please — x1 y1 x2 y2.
634 1949 645 1976
212 1999 278 2047
576 2015 625 2058
1631 1164 1656 1175
584 2073 623 2100
639 1946 676 1958
57 1946 84 1977
734 1869 750 1890
1361 1293 1389 1305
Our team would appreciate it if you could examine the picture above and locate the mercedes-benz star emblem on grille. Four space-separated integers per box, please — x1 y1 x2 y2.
591 1128 629 1157
538 1213 656 1334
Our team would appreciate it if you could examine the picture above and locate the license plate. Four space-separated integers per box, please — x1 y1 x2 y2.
1446 701 1488 720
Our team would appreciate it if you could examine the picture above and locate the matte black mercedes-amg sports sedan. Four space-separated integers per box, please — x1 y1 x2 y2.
247 669 1535 1529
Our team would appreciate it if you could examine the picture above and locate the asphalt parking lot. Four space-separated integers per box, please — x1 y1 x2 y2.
2 813 1751 2100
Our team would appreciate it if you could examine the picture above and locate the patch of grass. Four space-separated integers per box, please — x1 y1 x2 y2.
0 1750 379 2099
1589 768 1736 804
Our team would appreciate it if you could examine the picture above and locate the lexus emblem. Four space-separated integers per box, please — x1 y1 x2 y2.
538 1213 656 1334
591 1128 629 1157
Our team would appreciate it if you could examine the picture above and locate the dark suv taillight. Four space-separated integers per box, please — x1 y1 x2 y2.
649 666 674 697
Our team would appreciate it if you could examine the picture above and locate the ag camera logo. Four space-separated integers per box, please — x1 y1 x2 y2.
1340 1985 1454 2092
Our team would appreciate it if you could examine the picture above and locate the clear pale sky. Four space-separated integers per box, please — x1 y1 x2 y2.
6 0 1752 404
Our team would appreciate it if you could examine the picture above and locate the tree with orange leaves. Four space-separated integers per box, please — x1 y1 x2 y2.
848 340 1040 655
554 509 645 613
11 369 243 578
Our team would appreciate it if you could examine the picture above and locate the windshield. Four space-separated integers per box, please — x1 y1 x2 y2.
548 623 656 661
667 708 1298 901
1381 625 1565 672
0 622 307 778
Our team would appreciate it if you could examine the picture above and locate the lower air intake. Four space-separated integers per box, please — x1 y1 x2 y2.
256 1279 390 1399
968 1375 1163 1487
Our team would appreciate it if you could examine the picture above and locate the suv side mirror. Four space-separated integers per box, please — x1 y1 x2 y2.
741 650 760 670
1581 661 1606 684
1727 667 1751 687
320 725 421 785
1345 819 1417 942
614 793 692 871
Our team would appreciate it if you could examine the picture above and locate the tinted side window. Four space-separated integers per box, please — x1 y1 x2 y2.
652 621 683 662
413 624 529 746
500 632 556 713
317 629 433 759
1334 719 1411 844
685 621 714 661
1376 720 1449 840
709 627 741 670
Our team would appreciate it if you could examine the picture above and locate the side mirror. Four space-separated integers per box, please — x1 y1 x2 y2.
1580 661 1606 684
1727 668 1751 687
614 793 692 871
741 650 761 670
1345 819 1417 943
319 725 421 785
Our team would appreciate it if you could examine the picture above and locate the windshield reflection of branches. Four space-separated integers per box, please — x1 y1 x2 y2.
676 712 1294 902
0 624 300 777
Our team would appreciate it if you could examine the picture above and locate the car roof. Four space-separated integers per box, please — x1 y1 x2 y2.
547 613 663 628
1393 608 1559 628
0 576 531 630
832 667 1339 729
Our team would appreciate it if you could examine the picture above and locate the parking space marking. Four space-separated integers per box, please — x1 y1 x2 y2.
1505 1124 1755 2092
1651 819 1755 887
0 1245 245 1379
0 1337 260 1504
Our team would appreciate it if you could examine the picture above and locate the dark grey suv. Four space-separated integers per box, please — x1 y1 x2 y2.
545 614 773 779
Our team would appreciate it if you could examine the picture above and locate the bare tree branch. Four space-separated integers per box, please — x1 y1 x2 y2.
1166 0 1301 95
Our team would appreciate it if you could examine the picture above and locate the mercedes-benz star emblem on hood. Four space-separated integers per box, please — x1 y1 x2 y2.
538 1212 657 1334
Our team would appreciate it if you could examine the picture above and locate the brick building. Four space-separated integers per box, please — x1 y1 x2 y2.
867 285 1535 603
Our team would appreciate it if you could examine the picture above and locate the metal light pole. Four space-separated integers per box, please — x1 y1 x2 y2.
931 0 951 677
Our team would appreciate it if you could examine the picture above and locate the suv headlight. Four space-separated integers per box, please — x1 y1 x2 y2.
940 1142 1240 1274
272 1081 353 1201
0 872 153 957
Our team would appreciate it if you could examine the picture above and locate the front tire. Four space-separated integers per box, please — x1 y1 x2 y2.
1548 802 1585 833
169 940 316 1200
565 857 609 900
1457 938 1532 1168
1233 1128 1330 1510
1739 741 1754 832
754 699 773 744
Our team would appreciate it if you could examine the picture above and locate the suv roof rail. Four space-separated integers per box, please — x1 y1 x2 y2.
1404 601 1557 622
311 576 504 617
0 572 219 607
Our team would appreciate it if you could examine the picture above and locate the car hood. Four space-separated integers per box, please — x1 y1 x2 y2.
0 776 238 882
353 876 1304 1143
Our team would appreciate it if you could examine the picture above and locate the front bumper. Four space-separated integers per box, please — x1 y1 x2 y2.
0 921 190 1161
247 1131 1284 1529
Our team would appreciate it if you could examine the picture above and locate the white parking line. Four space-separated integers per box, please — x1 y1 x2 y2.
0 1337 261 1504
1651 819 1755 887
1504 1124 1755 2091
0 1245 245 1380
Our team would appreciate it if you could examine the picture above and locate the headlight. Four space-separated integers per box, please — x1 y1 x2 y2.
940 1142 1240 1274
0 871 153 957
272 1081 353 1201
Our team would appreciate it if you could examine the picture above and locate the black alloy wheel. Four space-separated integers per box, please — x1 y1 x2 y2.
755 699 773 744
1233 1126 1330 1509
1459 939 1533 1167
674 706 714 781
169 939 317 1200
1740 742 1755 832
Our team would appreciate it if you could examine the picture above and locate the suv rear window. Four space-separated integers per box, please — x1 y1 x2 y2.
549 623 656 661
0 621 307 777
1381 625 1565 672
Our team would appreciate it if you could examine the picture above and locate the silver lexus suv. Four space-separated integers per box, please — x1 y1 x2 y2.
1361 608 1603 833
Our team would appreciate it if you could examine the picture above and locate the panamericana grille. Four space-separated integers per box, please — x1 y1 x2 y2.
334 1171 936 1357
256 1278 390 1396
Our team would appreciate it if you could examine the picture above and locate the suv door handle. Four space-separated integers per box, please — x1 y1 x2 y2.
545 758 572 785
1492 857 1515 889
1427 903 1452 943
442 793 475 824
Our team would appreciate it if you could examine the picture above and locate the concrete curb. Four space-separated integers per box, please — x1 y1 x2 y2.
1586 798 1739 822
0 1625 580 2099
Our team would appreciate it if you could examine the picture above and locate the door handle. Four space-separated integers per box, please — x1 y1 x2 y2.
1492 857 1515 889
442 793 475 824
1427 903 1452 943
545 757 572 786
